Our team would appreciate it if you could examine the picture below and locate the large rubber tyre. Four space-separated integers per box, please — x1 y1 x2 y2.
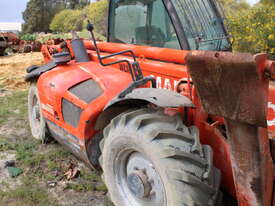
100 108 221 206
28 83 51 142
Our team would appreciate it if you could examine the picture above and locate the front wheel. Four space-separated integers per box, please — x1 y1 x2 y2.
28 83 50 142
100 108 221 206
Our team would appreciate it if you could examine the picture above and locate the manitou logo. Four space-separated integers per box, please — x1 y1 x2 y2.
267 102 275 126
151 75 178 91
118 64 179 90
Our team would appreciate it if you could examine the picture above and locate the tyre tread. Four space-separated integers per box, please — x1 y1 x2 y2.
100 108 221 206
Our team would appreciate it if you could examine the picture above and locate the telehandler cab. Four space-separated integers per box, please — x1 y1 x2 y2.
25 0 275 205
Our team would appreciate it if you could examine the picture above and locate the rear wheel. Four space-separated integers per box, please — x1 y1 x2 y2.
28 83 50 142
100 108 221 206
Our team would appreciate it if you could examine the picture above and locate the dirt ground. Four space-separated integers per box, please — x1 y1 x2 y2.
0 53 112 206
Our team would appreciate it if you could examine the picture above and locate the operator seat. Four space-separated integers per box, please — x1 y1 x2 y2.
135 26 166 47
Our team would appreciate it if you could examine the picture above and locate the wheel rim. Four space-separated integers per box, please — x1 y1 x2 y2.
115 150 166 206
31 95 41 135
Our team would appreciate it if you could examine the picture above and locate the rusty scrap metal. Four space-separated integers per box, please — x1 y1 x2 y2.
0 32 20 55
186 51 274 206
0 32 43 56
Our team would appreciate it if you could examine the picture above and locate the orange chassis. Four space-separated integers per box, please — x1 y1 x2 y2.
40 40 275 205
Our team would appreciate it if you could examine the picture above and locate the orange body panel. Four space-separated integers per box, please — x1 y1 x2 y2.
37 60 132 142
267 83 275 137
40 41 275 198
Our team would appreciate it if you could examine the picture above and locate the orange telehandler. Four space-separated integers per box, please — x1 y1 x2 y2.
25 0 275 205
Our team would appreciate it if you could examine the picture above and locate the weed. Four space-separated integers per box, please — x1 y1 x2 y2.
0 90 28 124
80 167 101 182
63 168 105 192
47 160 58 171
44 173 57 181
0 138 15 151
15 138 40 167
95 183 107 192
0 177 60 206
65 181 94 192
46 144 71 160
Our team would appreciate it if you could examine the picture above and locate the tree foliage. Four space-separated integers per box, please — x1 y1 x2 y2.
20 33 37 41
49 0 108 35
219 0 250 15
22 0 90 34
218 0 274 57
66 0 90 9
260 0 275 6
84 0 108 36
22 0 55 33
50 9 84 32
224 2 275 57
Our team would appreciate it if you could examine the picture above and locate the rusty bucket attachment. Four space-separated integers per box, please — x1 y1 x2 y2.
186 51 274 206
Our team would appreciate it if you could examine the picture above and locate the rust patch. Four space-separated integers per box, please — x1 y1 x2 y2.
186 51 268 127
250 177 262 204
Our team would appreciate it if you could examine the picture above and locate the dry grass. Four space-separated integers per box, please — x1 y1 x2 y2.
0 53 44 90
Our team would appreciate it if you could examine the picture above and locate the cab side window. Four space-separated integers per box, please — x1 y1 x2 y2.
109 0 181 50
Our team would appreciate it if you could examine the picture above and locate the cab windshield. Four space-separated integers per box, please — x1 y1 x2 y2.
109 0 231 51
171 0 231 50
109 0 181 49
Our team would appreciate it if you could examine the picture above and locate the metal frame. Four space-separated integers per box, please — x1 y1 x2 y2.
162 0 190 50
208 0 232 50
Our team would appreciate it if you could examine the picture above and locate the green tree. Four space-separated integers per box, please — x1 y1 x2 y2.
20 33 37 41
50 0 108 35
50 9 84 32
22 0 66 33
66 0 90 9
219 0 250 15
228 5 275 56
260 0 274 5
22 0 50 33
22 0 88 33
216 0 275 58
84 0 108 36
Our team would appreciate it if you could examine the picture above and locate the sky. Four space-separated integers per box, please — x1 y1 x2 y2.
0 0 29 22
0 0 260 23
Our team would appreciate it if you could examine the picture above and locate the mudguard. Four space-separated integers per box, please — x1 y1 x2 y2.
106 88 194 108
25 61 57 82
94 88 194 130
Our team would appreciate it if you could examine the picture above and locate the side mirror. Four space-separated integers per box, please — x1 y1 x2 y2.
86 20 94 32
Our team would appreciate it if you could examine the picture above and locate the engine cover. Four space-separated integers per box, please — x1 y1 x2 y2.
37 61 133 143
